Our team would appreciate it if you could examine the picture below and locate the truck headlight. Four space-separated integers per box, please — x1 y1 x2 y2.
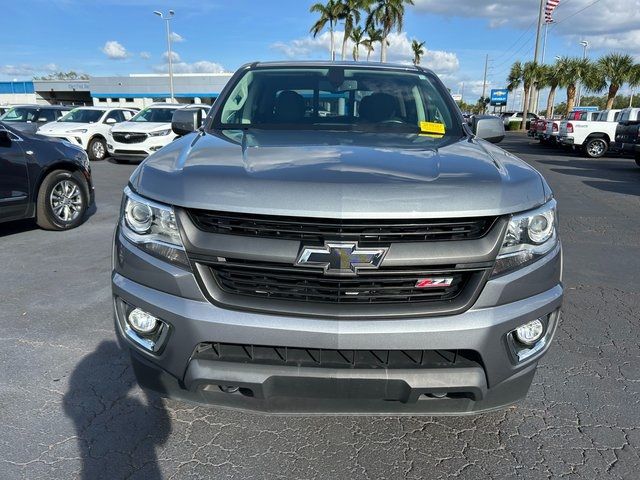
120 186 190 268
493 199 558 276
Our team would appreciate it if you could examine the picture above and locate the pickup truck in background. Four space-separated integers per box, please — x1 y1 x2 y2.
543 111 596 145
613 108 640 167
558 109 621 158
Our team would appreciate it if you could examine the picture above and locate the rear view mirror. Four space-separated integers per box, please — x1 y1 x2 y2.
172 108 204 136
472 115 505 144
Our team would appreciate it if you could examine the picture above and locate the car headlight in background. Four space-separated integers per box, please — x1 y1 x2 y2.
67 128 88 133
492 199 558 276
148 129 171 137
120 186 189 269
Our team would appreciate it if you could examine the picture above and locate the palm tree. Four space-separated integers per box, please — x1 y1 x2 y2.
552 57 592 116
508 61 540 130
411 39 425 66
363 26 385 61
538 62 564 118
595 53 636 109
338 0 363 61
350 26 365 61
628 64 640 107
310 0 343 61
366 0 415 63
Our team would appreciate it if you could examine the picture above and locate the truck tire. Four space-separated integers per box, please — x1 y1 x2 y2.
36 169 88 231
584 137 608 158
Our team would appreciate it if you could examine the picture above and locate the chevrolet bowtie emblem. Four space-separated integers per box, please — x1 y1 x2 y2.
295 242 388 276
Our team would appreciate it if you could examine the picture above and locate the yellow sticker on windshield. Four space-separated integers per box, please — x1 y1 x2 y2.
419 121 446 135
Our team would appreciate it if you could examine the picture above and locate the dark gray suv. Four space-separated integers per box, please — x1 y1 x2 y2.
112 62 562 414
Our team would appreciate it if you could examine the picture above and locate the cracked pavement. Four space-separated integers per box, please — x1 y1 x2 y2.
1 133 639 479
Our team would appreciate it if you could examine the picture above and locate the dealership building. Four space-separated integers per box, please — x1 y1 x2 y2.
0 73 233 109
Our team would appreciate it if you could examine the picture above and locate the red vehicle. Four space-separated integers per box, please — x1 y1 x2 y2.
529 118 547 140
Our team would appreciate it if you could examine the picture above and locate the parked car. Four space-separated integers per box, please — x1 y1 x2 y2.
0 105 72 135
0 121 93 230
501 111 538 130
558 109 620 158
613 107 640 167
112 61 561 415
107 104 210 162
38 106 138 160
529 118 546 139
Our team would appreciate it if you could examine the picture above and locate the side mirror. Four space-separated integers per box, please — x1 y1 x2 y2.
172 108 204 136
0 129 10 143
472 115 505 144
105 118 117 124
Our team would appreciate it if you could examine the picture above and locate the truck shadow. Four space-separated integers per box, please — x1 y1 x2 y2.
62 341 171 480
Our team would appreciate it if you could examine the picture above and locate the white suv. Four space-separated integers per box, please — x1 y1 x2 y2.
107 104 210 162
38 106 137 160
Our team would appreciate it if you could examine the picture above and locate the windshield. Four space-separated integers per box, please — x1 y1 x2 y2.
59 109 105 123
0 107 38 122
212 66 461 138
130 107 178 123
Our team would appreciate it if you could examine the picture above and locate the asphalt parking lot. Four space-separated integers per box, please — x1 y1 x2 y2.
1 132 639 480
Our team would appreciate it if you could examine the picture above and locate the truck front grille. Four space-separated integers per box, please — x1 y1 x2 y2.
188 210 496 244
193 342 482 370
207 258 474 305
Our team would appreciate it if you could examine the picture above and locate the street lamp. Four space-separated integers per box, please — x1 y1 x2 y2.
576 40 589 107
153 10 175 102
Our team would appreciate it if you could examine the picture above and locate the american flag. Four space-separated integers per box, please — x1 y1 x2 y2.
545 0 561 23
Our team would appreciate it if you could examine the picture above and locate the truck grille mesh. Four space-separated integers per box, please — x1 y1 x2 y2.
207 259 473 304
194 342 481 370
187 210 496 244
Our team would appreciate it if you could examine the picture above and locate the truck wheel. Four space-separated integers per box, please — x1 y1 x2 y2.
88 137 107 161
584 138 608 158
36 170 88 231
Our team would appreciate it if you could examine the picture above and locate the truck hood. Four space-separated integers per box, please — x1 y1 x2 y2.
130 130 548 219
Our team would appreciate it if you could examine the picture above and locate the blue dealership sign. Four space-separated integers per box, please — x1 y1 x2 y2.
490 89 508 106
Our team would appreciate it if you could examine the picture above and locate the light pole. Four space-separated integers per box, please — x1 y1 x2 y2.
576 40 589 107
154 10 175 102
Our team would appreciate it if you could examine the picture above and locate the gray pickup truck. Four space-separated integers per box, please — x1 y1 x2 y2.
112 61 562 414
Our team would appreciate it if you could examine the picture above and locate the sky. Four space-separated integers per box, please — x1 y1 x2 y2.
1 0 638 105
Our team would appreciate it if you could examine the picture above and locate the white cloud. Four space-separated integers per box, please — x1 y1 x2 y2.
162 51 181 63
139 51 151 59
0 63 59 77
102 40 128 60
271 31 459 74
170 32 185 43
153 60 226 74
413 0 640 55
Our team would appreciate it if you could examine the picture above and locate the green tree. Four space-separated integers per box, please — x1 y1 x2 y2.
338 0 364 61
310 0 343 61
411 39 425 66
34 71 89 80
595 53 636 109
350 26 365 61
551 56 592 116
362 26 385 61
507 61 540 130
366 0 414 63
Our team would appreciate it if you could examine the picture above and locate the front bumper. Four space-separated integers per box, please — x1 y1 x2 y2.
107 135 173 161
112 229 563 414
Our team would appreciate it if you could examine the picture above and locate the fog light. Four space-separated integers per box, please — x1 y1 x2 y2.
515 319 544 345
128 308 158 334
